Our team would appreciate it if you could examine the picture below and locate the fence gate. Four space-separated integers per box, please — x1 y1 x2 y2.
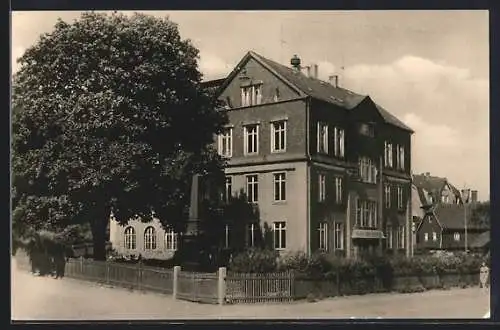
177 271 219 304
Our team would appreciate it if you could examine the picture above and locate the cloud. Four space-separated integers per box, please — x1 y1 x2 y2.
198 51 232 80
402 113 459 148
317 55 489 198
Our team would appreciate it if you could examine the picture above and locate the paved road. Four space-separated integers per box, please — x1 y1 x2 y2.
11 258 490 320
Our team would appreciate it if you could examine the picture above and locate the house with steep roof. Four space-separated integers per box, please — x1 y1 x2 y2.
412 173 487 252
210 51 414 259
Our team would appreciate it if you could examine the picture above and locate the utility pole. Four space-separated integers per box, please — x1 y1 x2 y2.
462 186 470 253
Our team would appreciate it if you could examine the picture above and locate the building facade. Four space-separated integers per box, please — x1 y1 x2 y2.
214 51 414 259
412 173 487 252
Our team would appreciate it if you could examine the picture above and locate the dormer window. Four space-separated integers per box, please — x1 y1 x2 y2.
359 123 375 137
241 83 263 107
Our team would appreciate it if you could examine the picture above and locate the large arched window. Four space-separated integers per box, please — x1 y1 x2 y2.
144 226 157 250
124 226 136 250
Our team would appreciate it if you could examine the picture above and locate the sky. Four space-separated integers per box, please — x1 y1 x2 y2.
11 10 490 201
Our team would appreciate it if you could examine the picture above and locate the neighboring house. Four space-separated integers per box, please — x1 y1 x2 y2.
212 51 414 259
412 173 487 252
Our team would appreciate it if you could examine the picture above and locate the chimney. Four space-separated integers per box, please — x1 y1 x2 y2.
313 64 318 78
291 55 301 72
329 75 339 88
461 189 471 204
306 65 311 77
471 190 478 204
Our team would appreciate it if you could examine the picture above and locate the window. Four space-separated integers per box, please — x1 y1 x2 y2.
318 222 328 251
359 123 374 137
385 184 391 208
333 127 345 157
398 225 405 249
397 145 405 170
165 229 178 251
224 224 230 248
273 221 286 250
359 157 377 183
241 84 262 107
225 177 232 202
334 222 344 250
318 174 326 202
124 226 136 250
271 120 286 152
397 186 404 209
356 200 378 228
218 127 232 157
247 223 257 248
424 232 429 242
384 142 393 167
335 177 343 204
144 226 157 250
244 124 259 155
246 175 259 203
386 225 393 249
454 232 461 241
274 172 286 202
317 122 328 154
273 87 280 102
432 232 438 241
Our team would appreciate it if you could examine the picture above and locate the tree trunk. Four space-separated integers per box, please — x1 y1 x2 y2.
90 219 107 261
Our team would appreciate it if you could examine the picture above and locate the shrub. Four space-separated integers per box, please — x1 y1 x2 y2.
228 248 279 273
279 251 331 278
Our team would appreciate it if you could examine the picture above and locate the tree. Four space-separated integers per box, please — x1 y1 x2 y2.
470 201 490 229
12 12 227 260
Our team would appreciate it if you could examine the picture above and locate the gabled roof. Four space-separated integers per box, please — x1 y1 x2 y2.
412 173 463 206
433 204 483 230
219 51 414 133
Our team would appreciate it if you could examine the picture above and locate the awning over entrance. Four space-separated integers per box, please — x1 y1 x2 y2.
352 229 386 239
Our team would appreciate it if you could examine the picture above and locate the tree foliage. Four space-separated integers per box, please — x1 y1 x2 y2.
470 201 490 228
12 12 227 260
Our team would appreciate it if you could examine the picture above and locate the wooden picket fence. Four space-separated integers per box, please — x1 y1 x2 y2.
64 258 175 295
225 271 294 303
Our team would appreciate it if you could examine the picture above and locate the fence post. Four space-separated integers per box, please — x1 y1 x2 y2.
137 261 143 290
218 267 227 305
79 256 84 277
173 265 180 300
106 261 110 284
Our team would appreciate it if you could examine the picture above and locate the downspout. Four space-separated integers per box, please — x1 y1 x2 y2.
305 97 311 256
378 156 384 256
406 188 411 257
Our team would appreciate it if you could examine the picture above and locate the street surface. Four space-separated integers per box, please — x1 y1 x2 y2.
11 258 490 320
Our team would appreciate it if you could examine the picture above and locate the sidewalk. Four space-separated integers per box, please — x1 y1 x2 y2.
11 258 490 320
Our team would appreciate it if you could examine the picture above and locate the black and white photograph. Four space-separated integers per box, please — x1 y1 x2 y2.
10 10 490 320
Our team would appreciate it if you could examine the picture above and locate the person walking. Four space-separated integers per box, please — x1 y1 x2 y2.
479 262 490 290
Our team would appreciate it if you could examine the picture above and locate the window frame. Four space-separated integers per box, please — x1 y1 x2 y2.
273 172 287 202
273 221 287 250
124 226 136 250
318 222 328 251
243 124 259 155
271 120 287 153
334 222 344 250
318 173 326 202
144 226 157 250
218 127 233 158
165 228 178 251
317 122 329 154
246 174 259 203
